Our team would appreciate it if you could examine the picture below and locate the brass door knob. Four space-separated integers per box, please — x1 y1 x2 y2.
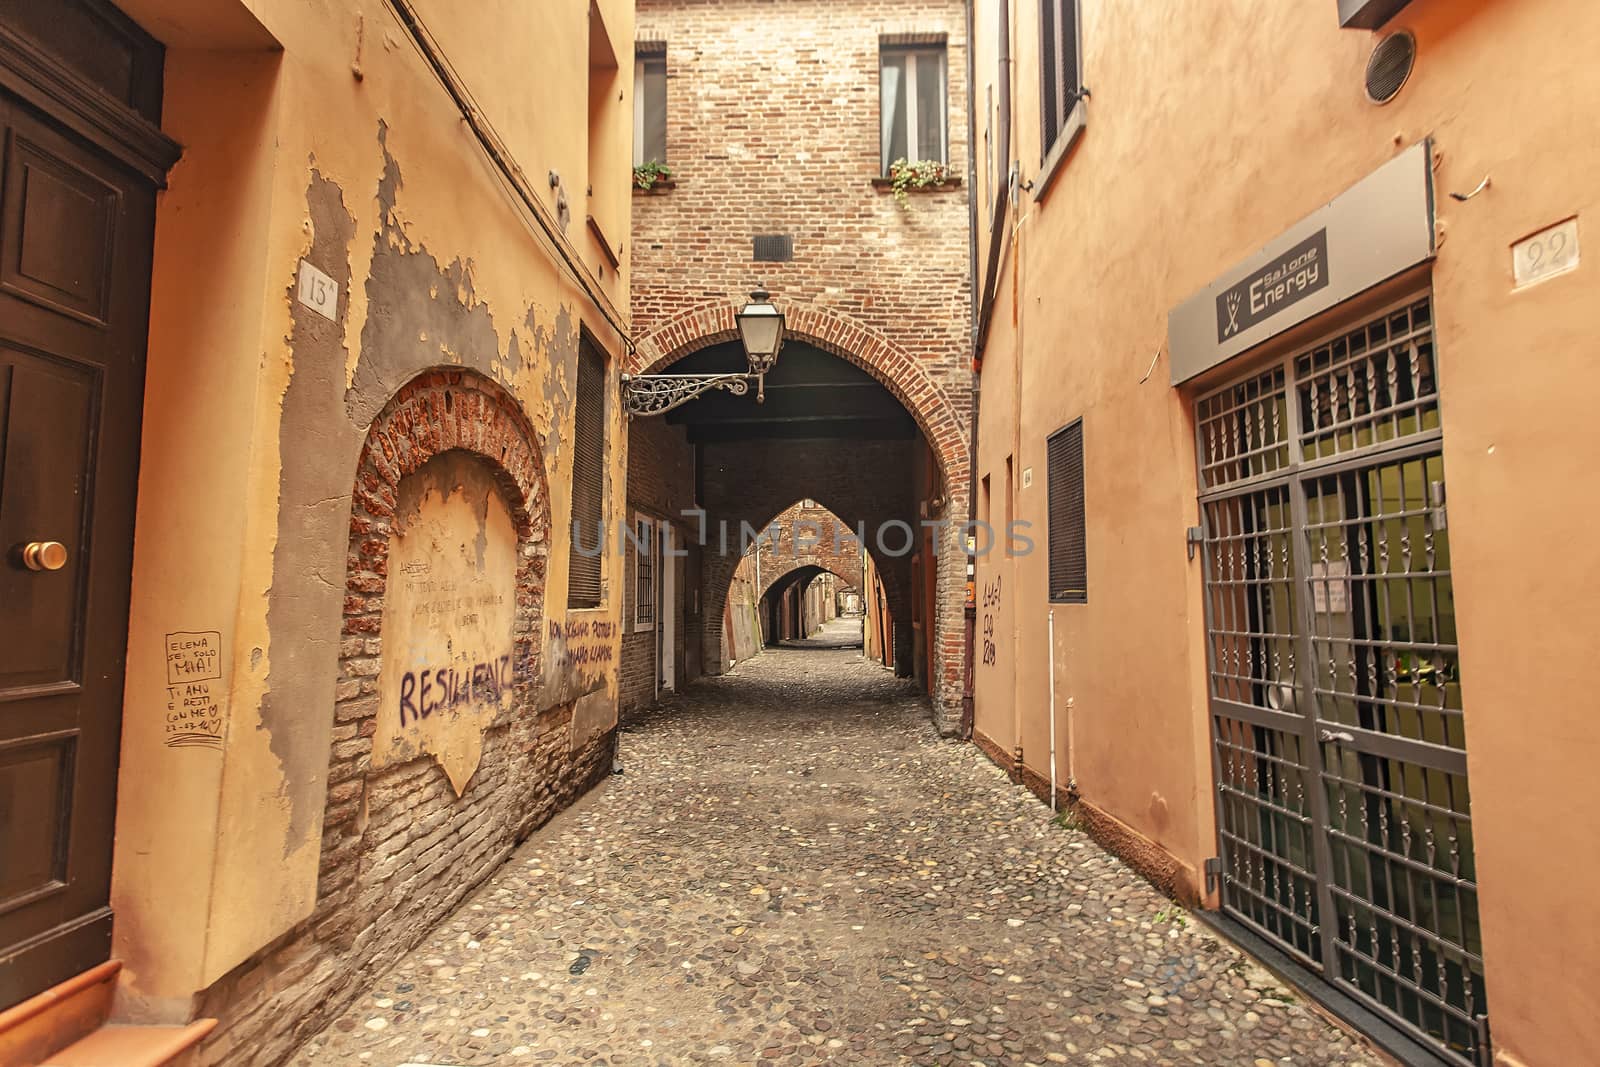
22 541 68 571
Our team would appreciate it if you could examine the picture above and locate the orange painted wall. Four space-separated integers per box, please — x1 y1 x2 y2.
970 1 1600 1063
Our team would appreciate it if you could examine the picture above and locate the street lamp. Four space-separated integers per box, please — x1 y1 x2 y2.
621 286 787 416
735 287 785 379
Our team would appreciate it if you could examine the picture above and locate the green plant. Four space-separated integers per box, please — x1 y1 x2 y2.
1153 903 1189 928
633 160 672 191
888 157 949 207
1052 807 1085 833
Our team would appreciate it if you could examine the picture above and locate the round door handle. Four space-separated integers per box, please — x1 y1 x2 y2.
22 541 68 571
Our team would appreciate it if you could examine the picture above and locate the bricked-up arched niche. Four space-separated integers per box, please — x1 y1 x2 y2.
317 368 553 928
636 302 970 732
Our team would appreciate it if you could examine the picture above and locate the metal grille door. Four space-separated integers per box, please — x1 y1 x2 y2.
1196 295 1489 1065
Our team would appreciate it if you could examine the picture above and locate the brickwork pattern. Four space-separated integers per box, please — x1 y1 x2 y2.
753 501 866 603
621 415 697 715
631 0 972 395
194 370 614 1067
629 0 973 732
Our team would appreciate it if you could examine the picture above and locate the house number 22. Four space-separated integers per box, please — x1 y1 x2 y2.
1513 218 1580 289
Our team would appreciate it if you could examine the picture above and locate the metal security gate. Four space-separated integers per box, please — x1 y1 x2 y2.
1195 293 1489 1064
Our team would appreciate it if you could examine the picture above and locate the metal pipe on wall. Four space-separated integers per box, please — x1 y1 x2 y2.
974 0 1011 362
960 0 981 739
1048 609 1058 812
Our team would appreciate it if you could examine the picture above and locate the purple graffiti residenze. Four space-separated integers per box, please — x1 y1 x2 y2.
398 654 514 726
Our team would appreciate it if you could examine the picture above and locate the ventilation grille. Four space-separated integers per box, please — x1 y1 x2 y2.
753 234 794 262
1365 30 1416 104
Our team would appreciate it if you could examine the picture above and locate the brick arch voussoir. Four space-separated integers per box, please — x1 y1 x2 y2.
633 301 968 496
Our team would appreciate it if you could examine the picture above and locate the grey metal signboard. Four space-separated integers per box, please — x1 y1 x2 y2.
1169 141 1434 385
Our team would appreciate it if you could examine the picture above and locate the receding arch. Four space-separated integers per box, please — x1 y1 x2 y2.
759 559 858 605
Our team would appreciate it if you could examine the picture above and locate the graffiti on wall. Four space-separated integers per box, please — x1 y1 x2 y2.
980 576 1001 667
377 453 519 795
548 618 618 671
163 630 224 749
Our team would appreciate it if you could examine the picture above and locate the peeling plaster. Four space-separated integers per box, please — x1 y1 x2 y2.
264 166 357 853
263 121 590 855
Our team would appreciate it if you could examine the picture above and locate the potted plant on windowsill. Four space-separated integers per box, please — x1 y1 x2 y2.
885 157 954 207
633 160 674 193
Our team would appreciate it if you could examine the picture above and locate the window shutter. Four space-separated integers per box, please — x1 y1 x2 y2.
567 336 606 609
1040 0 1080 155
1047 420 1086 603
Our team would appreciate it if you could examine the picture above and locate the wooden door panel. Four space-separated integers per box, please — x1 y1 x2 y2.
2 119 120 325
0 731 72 912
0 24 160 1005
0 351 95 696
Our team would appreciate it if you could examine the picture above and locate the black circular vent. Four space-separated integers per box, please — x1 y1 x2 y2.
1366 30 1416 104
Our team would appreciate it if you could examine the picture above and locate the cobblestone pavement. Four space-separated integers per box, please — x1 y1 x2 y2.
295 619 1377 1066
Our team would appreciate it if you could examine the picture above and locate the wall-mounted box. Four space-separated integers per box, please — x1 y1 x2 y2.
1338 0 1414 30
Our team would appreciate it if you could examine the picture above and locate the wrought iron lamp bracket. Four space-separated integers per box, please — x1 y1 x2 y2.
620 371 764 417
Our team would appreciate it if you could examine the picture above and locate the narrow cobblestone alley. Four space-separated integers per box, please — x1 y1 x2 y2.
295 623 1376 1067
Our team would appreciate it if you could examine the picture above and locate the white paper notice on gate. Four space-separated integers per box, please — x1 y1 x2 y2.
1311 560 1349 614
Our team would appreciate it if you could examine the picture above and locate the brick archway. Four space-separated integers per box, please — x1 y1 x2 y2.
639 304 971 731
631 300 968 495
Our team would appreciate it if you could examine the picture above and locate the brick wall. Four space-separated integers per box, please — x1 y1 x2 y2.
629 0 973 732
193 371 613 1067
632 0 972 390
752 500 866 602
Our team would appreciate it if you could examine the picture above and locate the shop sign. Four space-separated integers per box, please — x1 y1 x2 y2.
1169 141 1434 384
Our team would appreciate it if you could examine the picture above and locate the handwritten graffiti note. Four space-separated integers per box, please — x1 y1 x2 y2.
548 618 618 672
980 577 1001 667
164 631 224 749
377 454 519 795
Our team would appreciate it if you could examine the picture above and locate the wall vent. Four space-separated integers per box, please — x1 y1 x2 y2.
1365 30 1416 105
753 234 794 262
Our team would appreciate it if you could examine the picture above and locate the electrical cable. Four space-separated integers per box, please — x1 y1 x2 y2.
382 0 635 355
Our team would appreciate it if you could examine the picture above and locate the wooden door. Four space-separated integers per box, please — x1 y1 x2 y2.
0 85 158 1008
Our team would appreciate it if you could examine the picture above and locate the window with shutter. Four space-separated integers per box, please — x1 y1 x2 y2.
567 335 607 609
1039 0 1082 162
1046 419 1086 604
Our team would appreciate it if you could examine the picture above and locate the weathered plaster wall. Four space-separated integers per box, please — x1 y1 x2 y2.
110 0 635 1046
970 0 1600 1061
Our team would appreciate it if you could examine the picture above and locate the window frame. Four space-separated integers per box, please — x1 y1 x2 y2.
566 331 608 610
878 43 949 175
632 512 656 632
1045 417 1087 605
633 49 667 167
1034 0 1086 201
